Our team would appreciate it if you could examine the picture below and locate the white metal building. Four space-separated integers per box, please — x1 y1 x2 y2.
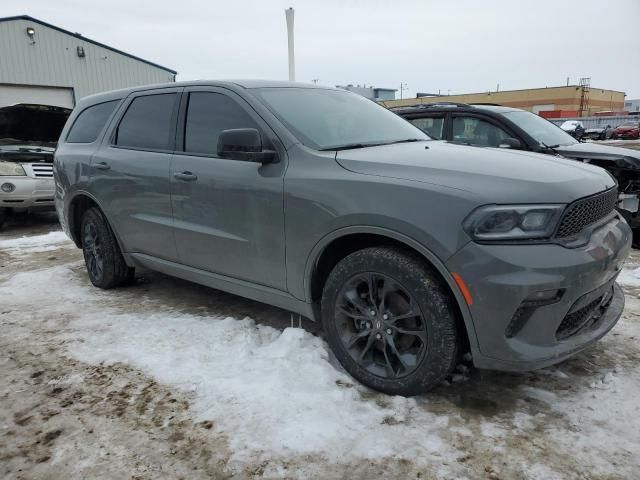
0 15 176 109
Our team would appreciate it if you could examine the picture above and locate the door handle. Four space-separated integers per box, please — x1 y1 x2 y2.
94 162 110 170
173 171 198 182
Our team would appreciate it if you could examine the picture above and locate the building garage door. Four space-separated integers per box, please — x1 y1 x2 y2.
0 84 75 109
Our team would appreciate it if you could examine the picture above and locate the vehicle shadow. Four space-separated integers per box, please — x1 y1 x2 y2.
0 210 61 237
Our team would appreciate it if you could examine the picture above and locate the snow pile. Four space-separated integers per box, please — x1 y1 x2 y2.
0 231 72 255
0 266 459 474
2 263 640 477
618 265 640 287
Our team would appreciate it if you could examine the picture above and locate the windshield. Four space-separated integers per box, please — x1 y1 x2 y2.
0 104 71 147
252 87 429 150
504 111 578 147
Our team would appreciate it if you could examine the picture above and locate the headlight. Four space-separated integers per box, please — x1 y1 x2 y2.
0 161 26 176
463 205 565 241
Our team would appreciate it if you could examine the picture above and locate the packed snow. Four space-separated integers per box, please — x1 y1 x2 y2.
0 230 71 255
2 230 640 478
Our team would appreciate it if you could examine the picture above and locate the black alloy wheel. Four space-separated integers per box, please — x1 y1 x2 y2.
321 246 460 396
335 272 427 379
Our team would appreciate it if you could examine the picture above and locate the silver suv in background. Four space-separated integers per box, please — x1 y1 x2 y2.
0 104 71 228
54 81 630 396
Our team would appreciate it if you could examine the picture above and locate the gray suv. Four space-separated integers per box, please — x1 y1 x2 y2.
54 81 631 396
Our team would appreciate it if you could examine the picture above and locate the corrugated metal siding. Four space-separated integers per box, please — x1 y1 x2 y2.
0 18 175 102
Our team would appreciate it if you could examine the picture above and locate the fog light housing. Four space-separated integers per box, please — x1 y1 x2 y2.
1 183 16 193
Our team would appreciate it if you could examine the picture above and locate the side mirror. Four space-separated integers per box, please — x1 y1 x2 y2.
217 128 276 163
498 137 522 149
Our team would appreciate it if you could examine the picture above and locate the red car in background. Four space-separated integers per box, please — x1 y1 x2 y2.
613 122 640 139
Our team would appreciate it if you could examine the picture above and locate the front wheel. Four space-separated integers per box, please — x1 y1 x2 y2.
81 207 134 289
321 247 460 396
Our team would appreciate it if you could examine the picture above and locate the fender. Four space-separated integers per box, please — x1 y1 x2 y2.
303 225 480 351
66 189 133 266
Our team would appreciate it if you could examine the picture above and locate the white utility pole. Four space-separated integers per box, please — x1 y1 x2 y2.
285 8 295 81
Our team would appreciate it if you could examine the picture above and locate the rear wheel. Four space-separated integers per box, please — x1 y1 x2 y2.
321 246 460 396
81 207 133 289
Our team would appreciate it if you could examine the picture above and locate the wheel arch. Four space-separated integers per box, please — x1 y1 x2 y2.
305 226 479 353
67 192 127 256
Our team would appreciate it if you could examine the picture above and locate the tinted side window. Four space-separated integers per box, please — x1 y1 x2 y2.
66 100 119 143
115 94 177 150
184 92 259 155
410 116 444 139
452 116 510 147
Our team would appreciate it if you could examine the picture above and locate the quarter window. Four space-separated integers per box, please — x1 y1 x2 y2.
410 117 444 139
66 100 119 143
452 116 511 147
115 94 177 150
184 92 259 156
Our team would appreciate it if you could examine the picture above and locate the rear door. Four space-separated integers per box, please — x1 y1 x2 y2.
90 88 181 261
170 87 287 289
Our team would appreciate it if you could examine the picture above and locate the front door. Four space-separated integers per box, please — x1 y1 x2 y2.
170 87 287 290
90 88 180 261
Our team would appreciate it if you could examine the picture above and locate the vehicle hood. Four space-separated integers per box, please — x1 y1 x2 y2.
335 141 615 205
0 103 71 150
555 142 640 170
585 127 605 133
614 126 638 131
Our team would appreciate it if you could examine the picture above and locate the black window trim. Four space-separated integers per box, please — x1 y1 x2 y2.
65 99 122 144
108 87 182 154
174 86 281 161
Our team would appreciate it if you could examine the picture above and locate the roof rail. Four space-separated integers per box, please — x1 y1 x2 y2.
469 103 503 106
389 102 471 110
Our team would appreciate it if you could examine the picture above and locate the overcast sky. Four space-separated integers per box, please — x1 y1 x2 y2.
5 0 640 98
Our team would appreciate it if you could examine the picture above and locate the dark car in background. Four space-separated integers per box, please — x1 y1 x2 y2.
0 103 71 228
584 124 614 141
391 103 640 237
560 120 585 140
613 122 640 139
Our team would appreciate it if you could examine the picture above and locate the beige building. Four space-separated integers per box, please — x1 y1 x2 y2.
380 85 626 117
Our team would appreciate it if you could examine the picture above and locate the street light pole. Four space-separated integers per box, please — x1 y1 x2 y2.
285 8 295 82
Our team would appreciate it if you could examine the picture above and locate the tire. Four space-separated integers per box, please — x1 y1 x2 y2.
0 208 6 230
81 207 133 289
321 246 459 396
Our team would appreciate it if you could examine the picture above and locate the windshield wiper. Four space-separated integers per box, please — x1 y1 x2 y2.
320 139 422 151
385 138 421 145
320 142 383 151
541 142 562 155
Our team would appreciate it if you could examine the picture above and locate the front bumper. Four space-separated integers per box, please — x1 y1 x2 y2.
446 214 631 371
0 176 55 210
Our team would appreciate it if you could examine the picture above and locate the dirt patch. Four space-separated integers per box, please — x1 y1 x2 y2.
1 215 640 479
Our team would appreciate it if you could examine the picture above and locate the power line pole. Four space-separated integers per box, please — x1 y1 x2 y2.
400 82 408 100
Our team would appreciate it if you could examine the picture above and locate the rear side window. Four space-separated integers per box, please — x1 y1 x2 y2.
66 100 119 143
115 93 177 150
410 116 444 139
452 116 511 147
184 92 259 156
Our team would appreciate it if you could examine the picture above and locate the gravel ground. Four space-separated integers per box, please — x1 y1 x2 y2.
1 211 640 480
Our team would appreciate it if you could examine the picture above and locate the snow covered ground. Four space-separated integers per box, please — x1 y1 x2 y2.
1 214 640 479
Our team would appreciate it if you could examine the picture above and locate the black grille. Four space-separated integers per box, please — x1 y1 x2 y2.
555 188 618 238
555 288 613 341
